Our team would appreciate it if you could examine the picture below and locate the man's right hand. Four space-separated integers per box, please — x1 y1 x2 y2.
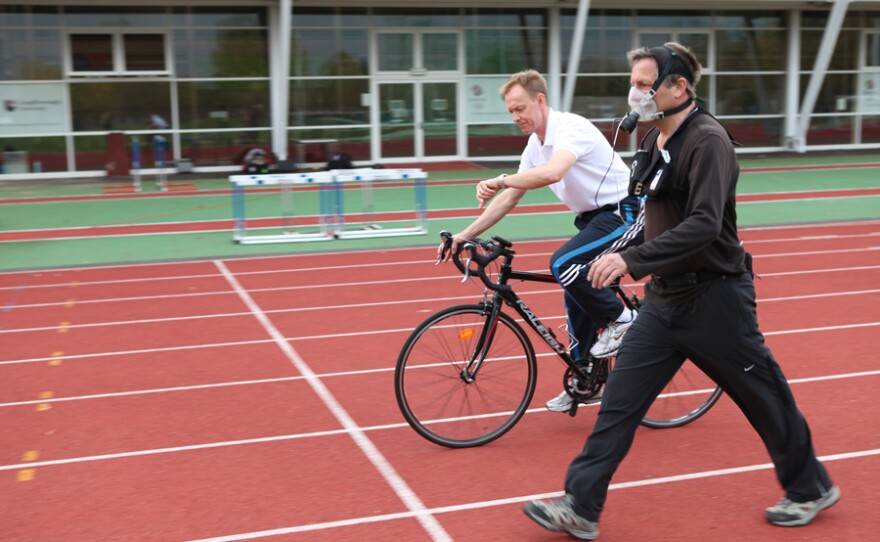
477 175 507 208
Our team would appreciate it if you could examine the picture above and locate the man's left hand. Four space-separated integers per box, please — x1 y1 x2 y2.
588 253 630 289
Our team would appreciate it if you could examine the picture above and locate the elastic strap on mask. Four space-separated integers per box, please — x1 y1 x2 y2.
649 46 695 119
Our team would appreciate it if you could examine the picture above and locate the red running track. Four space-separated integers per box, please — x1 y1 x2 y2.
0 221 879 541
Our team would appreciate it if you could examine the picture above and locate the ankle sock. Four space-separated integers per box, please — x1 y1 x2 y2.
616 307 635 323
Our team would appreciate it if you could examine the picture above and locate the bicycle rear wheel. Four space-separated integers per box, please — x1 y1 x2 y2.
395 304 537 448
640 360 723 428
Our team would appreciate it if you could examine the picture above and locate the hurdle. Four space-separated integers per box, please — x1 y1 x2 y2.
229 171 335 244
331 168 428 239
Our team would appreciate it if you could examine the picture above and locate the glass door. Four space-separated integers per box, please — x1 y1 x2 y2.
373 30 461 161
422 81 457 157
379 83 415 158
377 81 458 160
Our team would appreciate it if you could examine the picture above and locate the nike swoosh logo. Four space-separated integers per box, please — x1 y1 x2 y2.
744 364 755 372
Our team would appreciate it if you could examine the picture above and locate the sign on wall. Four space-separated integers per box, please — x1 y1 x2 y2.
861 73 880 114
0 83 68 136
465 76 511 123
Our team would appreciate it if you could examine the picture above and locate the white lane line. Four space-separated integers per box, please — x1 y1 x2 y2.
1 236 878 293
184 448 880 542
2 318 879 368
213 260 452 542
3 277 879 334
1 370 876 471
2 364 876 411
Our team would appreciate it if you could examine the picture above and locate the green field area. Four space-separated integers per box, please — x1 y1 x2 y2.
1 155 878 271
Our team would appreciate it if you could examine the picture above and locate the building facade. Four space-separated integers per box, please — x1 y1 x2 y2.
1 0 879 178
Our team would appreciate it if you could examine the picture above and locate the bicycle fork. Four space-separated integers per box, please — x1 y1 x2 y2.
459 300 503 383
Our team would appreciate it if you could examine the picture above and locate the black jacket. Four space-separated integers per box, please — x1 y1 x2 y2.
620 109 747 306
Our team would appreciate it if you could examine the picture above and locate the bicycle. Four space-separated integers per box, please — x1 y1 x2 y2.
394 232 723 448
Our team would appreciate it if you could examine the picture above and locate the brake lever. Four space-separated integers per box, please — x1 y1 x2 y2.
462 253 473 283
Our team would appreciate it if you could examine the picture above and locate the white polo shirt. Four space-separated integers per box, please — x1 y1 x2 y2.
519 109 630 214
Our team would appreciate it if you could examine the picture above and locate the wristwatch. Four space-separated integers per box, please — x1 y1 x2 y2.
497 174 508 189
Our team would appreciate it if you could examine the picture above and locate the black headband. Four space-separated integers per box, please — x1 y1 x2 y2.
649 46 695 87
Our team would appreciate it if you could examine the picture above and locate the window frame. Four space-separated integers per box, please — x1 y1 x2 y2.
65 29 171 77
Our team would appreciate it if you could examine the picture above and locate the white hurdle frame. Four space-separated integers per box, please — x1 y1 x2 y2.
331 168 428 239
228 168 428 244
229 172 335 244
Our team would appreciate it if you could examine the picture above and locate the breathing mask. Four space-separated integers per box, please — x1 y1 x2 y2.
620 46 695 133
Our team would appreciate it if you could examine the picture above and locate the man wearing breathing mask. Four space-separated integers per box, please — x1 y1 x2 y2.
524 43 839 540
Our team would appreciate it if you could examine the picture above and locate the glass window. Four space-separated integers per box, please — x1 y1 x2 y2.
291 6 336 26
287 127 371 161
563 29 632 73
64 6 168 27
467 124 527 157
723 118 783 147
801 29 860 70
464 9 546 27
0 29 62 80
291 28 368 77
0 136 67 173
289 78 370 126
716 30 785 72
373 8 461 27
635 10 711 28
177 81 269 130
806 115 853 145
69 81 171 131
865 33 880 67
862 115 880 144
569 76 630 120
423 34 458 71
70 34 114 72
801 10 861 29
714 12 785 28
802 73 857 114
377 33 414 72
173 29 268 78
179 130 270 167
0 6 60 27
715 74 785 116
123 34 166 71
466 28 547 74
172 7 265 27
585 10 633 29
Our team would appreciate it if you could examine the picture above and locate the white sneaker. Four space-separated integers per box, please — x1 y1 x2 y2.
545 387 604 413
589 315 636 358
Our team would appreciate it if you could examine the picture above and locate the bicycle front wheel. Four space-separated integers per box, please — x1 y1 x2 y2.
395 304 537 448
640 360 723 429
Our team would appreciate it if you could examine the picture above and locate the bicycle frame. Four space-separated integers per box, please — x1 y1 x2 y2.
461 261 588 384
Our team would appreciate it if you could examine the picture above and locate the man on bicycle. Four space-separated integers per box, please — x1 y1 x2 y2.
438 69 644 412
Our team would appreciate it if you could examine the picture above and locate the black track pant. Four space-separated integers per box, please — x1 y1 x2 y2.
564 273 834 521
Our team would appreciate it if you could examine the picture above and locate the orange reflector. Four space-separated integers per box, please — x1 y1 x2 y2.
458 329 474 340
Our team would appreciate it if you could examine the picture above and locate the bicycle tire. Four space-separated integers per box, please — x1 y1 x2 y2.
395 304 537 448
640 360 723 429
